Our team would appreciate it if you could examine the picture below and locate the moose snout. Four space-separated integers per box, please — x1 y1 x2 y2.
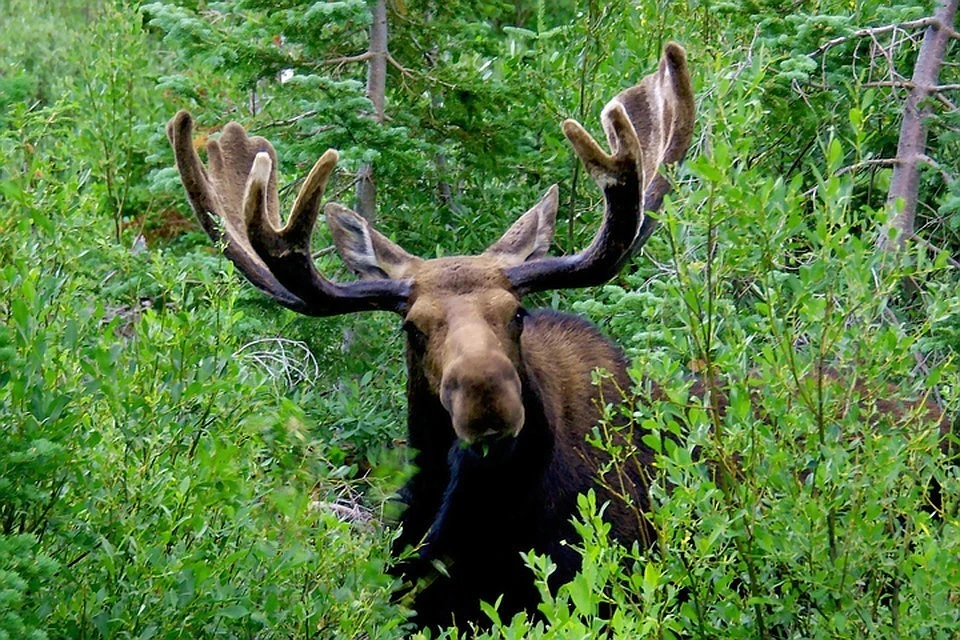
440 354 524 444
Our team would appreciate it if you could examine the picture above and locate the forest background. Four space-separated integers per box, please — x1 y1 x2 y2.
1 0 959 638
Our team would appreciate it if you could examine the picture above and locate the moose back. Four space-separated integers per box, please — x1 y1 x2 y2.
167 44 694 629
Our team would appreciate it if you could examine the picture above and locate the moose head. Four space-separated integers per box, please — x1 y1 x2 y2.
168 43 694 629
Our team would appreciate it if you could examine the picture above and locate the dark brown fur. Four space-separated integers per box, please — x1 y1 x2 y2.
392 307 655 629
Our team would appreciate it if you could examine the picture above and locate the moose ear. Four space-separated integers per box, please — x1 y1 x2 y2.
484 185 559 266
324 204 420 280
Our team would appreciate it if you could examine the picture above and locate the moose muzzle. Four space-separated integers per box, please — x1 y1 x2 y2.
440 349 524 444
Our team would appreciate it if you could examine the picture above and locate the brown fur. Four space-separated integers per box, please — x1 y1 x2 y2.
392 305 653 629
521 311 655 543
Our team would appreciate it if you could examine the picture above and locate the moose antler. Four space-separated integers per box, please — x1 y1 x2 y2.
505 42 694 294
166 111 410 315
168 44 692 311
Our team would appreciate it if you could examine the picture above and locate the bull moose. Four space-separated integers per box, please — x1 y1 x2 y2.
167 43 695 629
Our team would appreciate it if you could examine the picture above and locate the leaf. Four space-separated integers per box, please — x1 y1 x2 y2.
503 26 538 40
827 137 843 172
216 604 249 619
567 573 595 616
848 107 862 130
689 156 723 183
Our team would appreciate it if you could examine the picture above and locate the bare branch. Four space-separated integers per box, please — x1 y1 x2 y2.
836 158 898 176
235 337 320 387
321 51 375 68
837 155 955 182
862 80 959 108
911 234 960 268
863 80 960 91
917 153 956 184
252 111 321 130
312 245 336 260
811 16 957 57
327 175 362 202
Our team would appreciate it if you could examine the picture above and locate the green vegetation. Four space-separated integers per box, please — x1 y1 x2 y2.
1 0 957 638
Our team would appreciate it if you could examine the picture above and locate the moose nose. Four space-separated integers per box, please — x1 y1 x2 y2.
440 354 524 444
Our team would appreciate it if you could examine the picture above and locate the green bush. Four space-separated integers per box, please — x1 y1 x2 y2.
0 534 57 640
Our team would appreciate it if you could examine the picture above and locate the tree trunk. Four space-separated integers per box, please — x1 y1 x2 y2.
354 0 388 223
878 0 958 251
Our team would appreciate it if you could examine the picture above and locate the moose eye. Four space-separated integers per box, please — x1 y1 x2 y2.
512 307 529 331
402 321 428 347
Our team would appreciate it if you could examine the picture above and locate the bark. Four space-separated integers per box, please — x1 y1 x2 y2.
425 35 459 219
366 0 388 121
879 0 958 251
355 0 388 222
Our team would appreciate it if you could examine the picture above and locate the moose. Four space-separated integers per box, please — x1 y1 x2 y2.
167 43 695 629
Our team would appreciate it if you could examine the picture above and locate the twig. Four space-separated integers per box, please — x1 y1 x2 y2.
328 175 361 202
312 246 336 260
254 110 319 130
811 17 954 57
294 124 339 138
911 234 960 268
835 158 898 176
319 50 455 89
235 337 320 387
917 153 956 184
862 80 959 108
321 51 375 68
863 80 960 91
836 155 954 183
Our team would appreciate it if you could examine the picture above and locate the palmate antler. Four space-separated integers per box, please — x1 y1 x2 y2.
167 43 694 310
166 112 410 315
504 42 694 294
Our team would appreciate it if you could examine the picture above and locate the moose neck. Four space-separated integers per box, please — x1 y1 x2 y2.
405 336 558 553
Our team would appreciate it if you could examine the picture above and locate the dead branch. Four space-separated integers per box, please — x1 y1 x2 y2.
253 110 322 130
836 158 898 176
863 80 960 91
321 51 375 68
862 80 959 108
917 153 956 184
812 16 958 57
312 246 336 260
836 155 955 184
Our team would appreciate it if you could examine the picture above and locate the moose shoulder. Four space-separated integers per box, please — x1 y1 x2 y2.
167 44 695 629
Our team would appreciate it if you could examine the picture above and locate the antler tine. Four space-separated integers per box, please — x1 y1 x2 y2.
167 110 410 316
506 43 694 295
611 42 695 219
243 148 336 256
167 111 304 309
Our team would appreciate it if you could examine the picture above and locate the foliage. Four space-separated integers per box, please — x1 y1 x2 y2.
1 0 958 638
0 534 57 640
72 3 171 242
